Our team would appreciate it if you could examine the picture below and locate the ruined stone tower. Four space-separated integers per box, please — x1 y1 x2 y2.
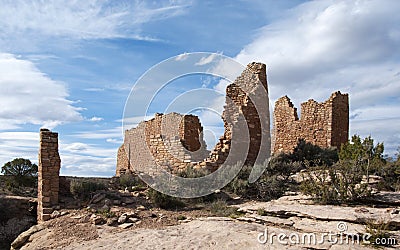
272 91 349 154
117 62 270 175
37 128 61 222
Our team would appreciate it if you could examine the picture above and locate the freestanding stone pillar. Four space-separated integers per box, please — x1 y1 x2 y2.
37 128 61 222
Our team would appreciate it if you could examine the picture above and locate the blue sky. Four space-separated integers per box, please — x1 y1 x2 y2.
0 0 399 177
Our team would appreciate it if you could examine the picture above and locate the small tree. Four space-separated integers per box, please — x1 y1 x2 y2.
1 158 38 187
339 135 385 182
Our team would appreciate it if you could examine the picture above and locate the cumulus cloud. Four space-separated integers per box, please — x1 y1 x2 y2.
0 53 82 129
60 141 118 176
233 0 400 154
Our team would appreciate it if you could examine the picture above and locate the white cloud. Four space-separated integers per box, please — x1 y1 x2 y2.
0 132 39 167
72 126 124 140
0 53 82 129
175 53 189 61
106 138 122 144
0 130 118 177
60 141 118 176
64 142 89 152
195 54 219 66
60 154 116 177
84 88 105 92
89 116 104 122
233 0 400 155
0 0 190 45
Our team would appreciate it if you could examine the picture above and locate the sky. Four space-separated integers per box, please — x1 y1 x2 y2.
0 0 399 177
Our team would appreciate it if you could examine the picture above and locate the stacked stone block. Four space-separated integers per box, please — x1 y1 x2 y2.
117 113 210 176
37 128 61 222
207 62 269 167
273 91 349 154
117 62 270 175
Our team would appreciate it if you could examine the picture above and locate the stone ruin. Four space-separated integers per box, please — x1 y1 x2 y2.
117 62 350 176
117 62 270 176
273 91 349 153
33 62 349 220
37 128 61 222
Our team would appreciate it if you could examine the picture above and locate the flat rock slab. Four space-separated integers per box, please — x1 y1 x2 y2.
235 195 400 229
59 219 384 250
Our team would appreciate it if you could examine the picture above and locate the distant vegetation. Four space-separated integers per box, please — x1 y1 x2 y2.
301 135 400 204
143 134 399 208
222 135 399 205
1 158 38 188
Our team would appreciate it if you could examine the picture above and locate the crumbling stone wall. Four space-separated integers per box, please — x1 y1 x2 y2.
37 128 61 222
273 91 349 154
117 62 270 175
207 62 269 167
117 113 210 176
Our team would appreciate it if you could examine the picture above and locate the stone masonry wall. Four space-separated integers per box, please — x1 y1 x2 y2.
117 62 270 175
273 91 349 154
37 128 61 222
117 113 210 176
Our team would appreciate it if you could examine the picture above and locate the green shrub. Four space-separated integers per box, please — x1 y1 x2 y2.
290 139 339 167
225 165 255 197
364 219 395 247
178 166 209 178
147 188 185 209
257 208 268 216
301 162 372 204
70 179 106 199
207 199 244 218
224 161 294 201
255 175 287 200
177 215 186 220
118 174 145 189
97 210 116 218
372 160 400 191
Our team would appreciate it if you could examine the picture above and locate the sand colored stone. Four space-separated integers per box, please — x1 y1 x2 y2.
117 62 270 176
273 92 349 153
37 128 60 222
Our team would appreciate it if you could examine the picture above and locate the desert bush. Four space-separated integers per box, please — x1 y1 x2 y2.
339 135 386 178
177 166 209 178
97 210 116 218
70 179 106 199
224 161 295 201
300 135 392 204
118 174 145 189
364 219 396 247
373 161 400 191
147 188 185 209
207 199 244 218
257 208 268 216
290 139 339 167
225 165 255 197
255 175 287 200
301 162 372 204
177 215 186 220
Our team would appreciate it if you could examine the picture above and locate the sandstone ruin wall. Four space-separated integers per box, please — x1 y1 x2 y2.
117 62 270 176
272 91 349 153
37 128 61 222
